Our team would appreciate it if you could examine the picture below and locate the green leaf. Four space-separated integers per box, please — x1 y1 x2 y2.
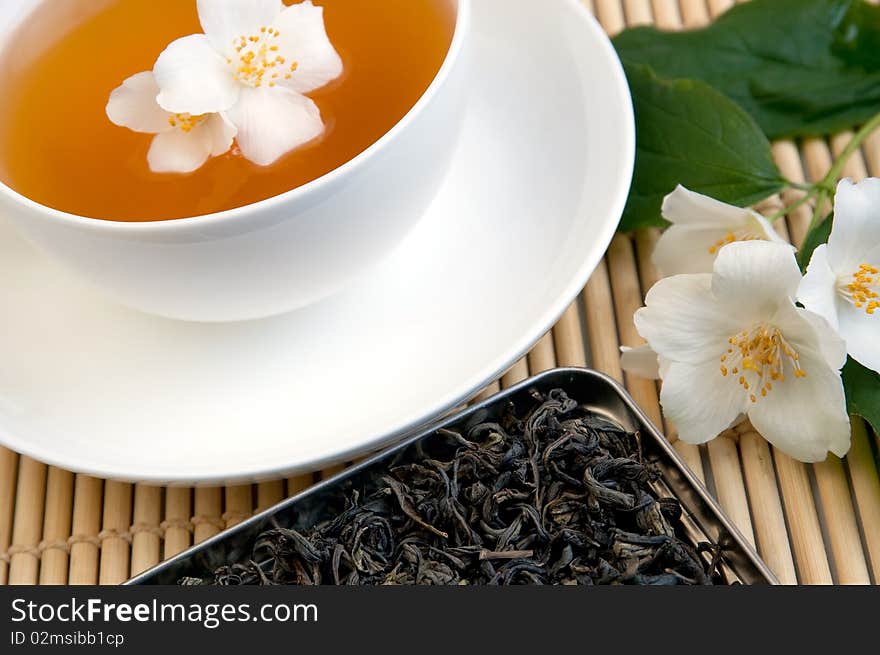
798 214 834 272
843 358 880 435
621 64 785 231
614 0 880 139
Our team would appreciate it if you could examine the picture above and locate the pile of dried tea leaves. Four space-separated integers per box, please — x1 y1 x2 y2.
193 389 717 585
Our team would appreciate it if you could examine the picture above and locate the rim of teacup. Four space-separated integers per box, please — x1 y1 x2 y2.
0 0 471 232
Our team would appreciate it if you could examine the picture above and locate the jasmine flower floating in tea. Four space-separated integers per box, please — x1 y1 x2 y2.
107 71 237 174
108 0 342 172
0 0 455 220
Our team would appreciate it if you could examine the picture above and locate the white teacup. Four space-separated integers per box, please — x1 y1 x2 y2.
0 0 470 322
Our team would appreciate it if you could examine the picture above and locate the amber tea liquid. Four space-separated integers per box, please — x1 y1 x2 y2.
0 0 456 221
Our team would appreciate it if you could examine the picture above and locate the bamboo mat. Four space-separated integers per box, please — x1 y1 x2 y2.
1 0 879 586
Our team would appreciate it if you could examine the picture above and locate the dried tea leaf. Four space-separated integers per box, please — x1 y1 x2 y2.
194 390 718 586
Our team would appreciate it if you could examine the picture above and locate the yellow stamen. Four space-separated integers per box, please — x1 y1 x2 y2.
841 263 879 315
708 230 762 255
170 113 207 133
229 28 298 88
720 324 807 403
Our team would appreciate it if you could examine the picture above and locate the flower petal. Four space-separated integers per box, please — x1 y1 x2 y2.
773 303 847 371
662 185 753 227
106 71 171 134
658 356 671 380
154 34 240 115
635 274 739 364
748 349 851 462
660 359 749 444
620 344 661 380
748 212 789 245
653 225 734 275
147 129 212 174
203 113 237 156
273 0 343 94
827 178 880 271
797 244 840 332
837 300 880 373
226 86 323 166
862 243 880 269
711 241 800 313
197 0 283 55
656 188 786 276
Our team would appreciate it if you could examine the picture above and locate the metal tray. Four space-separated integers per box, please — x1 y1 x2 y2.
128 368 778 585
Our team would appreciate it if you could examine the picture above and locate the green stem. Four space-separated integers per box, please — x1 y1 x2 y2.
766 187 818 222
807 188 829 235
820 110 880 190
769 110 880 231
784 181 815 192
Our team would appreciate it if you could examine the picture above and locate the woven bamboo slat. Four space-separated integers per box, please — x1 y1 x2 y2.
528 332 558 373
193 488 223 545
737 425 797 583
287 474 314 498
8 457 46 585
0 448 18 585
224 485 253 530
0 0 877 587
68 476 102 585
256 481 286 514
130 485 162 578
38 468 73 585
582 262 622 381
553 303 588 368
97 482 132 585
472 380 501 403
623 0 652 26
163 487 192 561
849 419 880 579
501 358 530 388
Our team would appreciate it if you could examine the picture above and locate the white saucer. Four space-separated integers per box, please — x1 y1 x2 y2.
0 0 633 484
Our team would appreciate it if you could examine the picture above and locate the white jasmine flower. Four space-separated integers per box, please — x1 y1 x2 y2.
153 0 343 166
106 71 236 174
635 241 851 463
653 185 787 276
799 178 880 373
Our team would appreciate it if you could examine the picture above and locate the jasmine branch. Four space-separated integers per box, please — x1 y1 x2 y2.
774 110 880 228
